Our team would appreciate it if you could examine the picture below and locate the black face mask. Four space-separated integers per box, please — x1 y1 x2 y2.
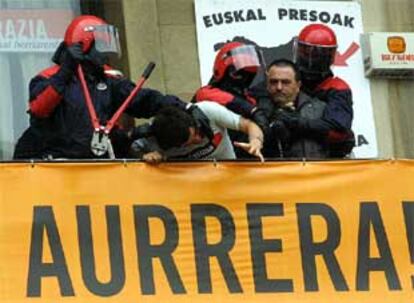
299 68 333 92
230 69 256 88
218 68 257 95
84 44 109 67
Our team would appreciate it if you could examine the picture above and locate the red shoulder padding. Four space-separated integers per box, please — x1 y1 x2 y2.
29 85 62 118
317 77 350 91
244 93 257 106
195 86 234 105
327 130 349 142
38 65 60 79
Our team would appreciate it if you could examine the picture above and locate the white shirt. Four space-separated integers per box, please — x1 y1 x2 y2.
131 101 242 160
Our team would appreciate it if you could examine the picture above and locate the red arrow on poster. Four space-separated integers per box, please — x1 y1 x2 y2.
334 42 360 66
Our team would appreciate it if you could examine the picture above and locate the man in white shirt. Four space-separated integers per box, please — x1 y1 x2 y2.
131 101 264 163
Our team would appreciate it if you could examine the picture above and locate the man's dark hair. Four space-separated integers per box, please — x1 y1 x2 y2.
267 59 301 81
151 106 195 150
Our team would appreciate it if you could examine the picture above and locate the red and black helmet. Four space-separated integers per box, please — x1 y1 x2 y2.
64 15 121 55
295 23 337 74
213 42 261 82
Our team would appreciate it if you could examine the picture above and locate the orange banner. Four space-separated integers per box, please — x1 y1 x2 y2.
1 160 413 302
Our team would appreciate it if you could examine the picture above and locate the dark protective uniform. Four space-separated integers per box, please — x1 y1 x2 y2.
13 64 184 159
302 72 355 157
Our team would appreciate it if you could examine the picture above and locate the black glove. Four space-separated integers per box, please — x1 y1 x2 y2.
276 110 303 130
250 107 269 133
270 119 291 143
59 43 84 81
185 104 214 140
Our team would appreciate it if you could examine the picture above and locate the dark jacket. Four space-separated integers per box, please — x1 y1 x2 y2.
257 91 328 159
13 64 183 159
302 72 355 157
251 73 354 158
287 92 328 158
194 85 256 117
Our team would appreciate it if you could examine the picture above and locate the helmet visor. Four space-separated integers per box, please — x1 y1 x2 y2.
228 45 262 74
92 24 121 57
296 41 336 73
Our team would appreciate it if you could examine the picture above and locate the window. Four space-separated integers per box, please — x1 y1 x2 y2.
0 0 82 159
0 0 124 160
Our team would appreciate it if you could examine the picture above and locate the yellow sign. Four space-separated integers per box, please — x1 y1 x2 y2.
1 160 414 302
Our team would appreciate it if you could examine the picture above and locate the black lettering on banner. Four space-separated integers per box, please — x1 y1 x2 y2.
277 8 353 28
356 202 402 291
278 8 288 19
258 9 266 20
26 206 74 297
402 202 414 289
233 10 245 22
212 14 224 26
299 9 307 21
202 16 212 28
309 10 318 22
344 16 355 28
319 11 331 24
134 205 185 295
247 204 294 292
246 9 257 21
289 9 299 20
357 135 369 147
224 11 233 24
332 14 343 26
191 204 242 293
76 206 125 296
203 9 266 28
296 203 349 292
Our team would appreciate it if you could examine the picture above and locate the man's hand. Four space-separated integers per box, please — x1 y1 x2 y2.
276 110 301 130
63 43 84 70
67 43 84 61
234 138 264 162
238 117 265 161
142 151 165 164
59 43 84 83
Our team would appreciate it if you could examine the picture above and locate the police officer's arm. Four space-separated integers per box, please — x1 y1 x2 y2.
112 78 184 118
113 78 213 138
29 44 82 118
195 86 269 131
28 75 63 118
277 90 352 138
299 87 354 143
321 88 353 131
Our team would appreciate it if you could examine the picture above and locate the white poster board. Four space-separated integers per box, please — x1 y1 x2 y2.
195 0 377 158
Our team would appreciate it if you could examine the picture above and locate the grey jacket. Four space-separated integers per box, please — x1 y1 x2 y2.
258 91 329 159
287 92 328 159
